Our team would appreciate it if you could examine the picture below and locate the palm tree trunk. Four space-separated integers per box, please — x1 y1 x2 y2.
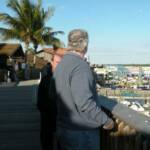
34 44 38 53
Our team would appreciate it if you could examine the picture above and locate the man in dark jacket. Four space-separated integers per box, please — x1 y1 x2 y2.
54 29 114 150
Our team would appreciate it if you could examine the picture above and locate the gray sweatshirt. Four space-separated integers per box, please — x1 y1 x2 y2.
53 52 111 130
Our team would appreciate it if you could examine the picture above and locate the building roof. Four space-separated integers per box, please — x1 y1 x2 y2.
0 43 24 57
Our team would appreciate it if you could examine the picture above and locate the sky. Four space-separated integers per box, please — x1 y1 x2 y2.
0 0 150 64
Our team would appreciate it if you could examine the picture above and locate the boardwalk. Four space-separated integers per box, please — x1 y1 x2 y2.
0 85 41 150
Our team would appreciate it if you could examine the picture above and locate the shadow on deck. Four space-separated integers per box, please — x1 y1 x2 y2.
0 84 41 150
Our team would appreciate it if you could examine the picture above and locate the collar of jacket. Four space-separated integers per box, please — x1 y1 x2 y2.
65 51 84 60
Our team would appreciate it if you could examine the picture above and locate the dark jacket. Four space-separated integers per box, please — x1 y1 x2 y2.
37 74 52 111
37 73 57 131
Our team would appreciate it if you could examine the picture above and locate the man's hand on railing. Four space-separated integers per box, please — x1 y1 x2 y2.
103 119 114 130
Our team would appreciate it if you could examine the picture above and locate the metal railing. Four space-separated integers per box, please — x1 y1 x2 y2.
99 95 150 150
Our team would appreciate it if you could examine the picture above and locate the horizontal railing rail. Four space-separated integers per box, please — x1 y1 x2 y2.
99 95 150 136
99 95 150 150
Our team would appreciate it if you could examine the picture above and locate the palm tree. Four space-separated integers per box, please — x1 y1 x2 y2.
0 0 64 53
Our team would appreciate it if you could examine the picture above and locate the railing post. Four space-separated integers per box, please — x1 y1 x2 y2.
99 96 150 150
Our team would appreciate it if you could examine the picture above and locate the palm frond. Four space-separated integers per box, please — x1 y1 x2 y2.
0 0 64 52
0 13 25 29
7 0 22 17
49 31 64 36
0 27 22 40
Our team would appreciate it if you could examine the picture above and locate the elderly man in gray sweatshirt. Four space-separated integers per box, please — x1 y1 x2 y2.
53 29 114 150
